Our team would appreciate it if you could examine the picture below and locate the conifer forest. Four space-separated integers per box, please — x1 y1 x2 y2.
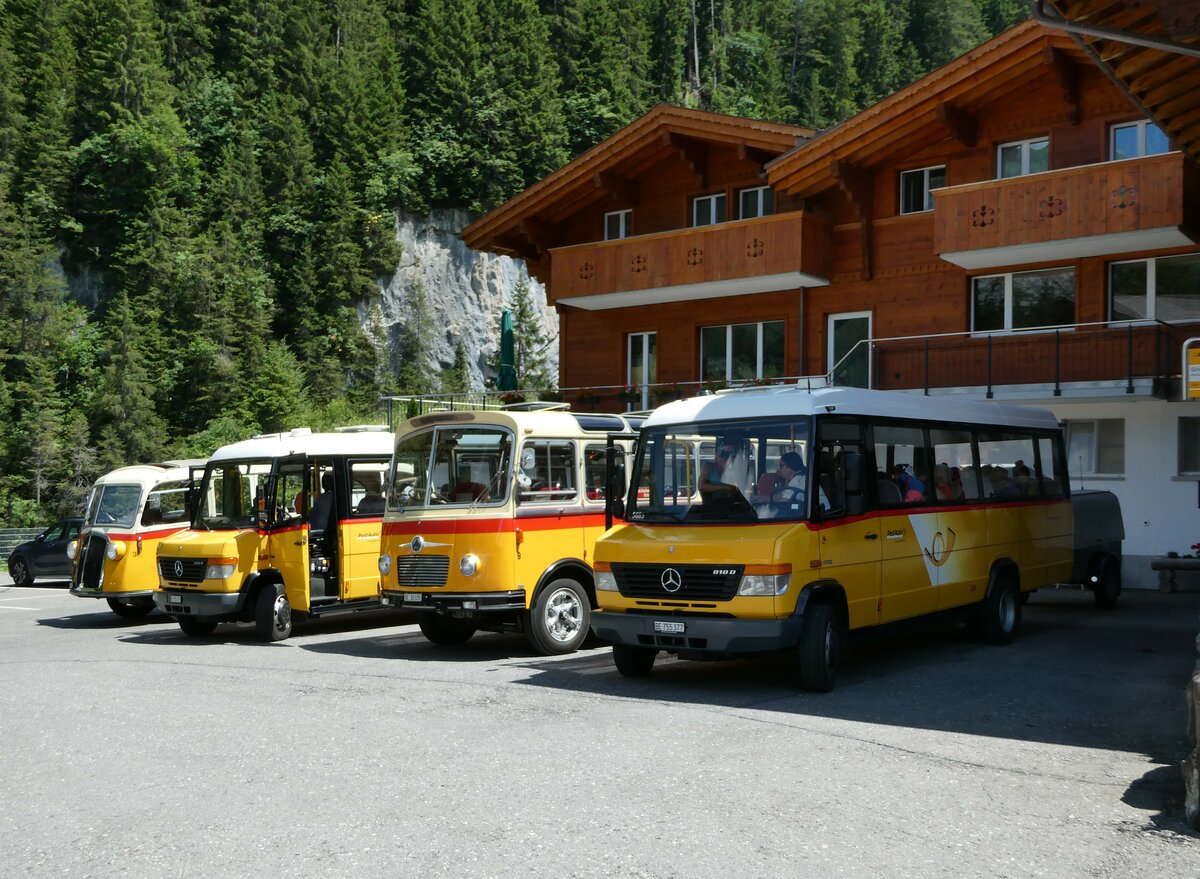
0 0 1028 523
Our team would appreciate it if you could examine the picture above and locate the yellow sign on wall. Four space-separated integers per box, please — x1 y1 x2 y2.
1188 345 1200 400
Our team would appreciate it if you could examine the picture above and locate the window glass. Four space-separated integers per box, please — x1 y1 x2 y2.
977 433 1037 499
700 325 727 382
197 462 268 530
1112 124 1140 161
899 165 945 214
1012 267 1074 329
143 480 190 525
692 193 726 227
874 424 929 505
739 186 774 219
999 143 1024 178
761 320 786 378
604 209 630 241
1037 437 1065 497
433 429 511 505
270 464 306 526
731 323 758 381
349 460 388 516
1146 123 1170 155
1110 261 1149 321
1112 120 1170 159
700 321 785 382
1028 138 1049 173
998 138 1048 178
1180 418 1200 475
1065 420 1124 476
583 445 625 502
519 440 577 503
388 429 433 510
929 428 973 502
972 275 1006 332
1156 254 1200 321
87 484 145 528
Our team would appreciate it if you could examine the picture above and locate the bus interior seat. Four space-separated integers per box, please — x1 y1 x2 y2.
877 479 902 504
453 482 486 503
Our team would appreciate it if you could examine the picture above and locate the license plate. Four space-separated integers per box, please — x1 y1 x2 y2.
169 594 182 603
403 593 422 604
653 620 685 634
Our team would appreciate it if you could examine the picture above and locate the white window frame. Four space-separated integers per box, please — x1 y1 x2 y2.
627 331 656 411
1109 254 1200 325
1110 119 1169 160
1064 419 1125 478
970 267 1076 335
701 320 784 382
996 136 1049 178
604 209 631 241
692 192 727 227
898 165 945 214
738 185 773 220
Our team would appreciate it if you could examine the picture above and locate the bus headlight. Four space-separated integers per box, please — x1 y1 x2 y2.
66 540 77 560
104 541 125 561
378 554 392 576
459 554 480 577
738 573 791 596
204 558 238 580
595 571 617 592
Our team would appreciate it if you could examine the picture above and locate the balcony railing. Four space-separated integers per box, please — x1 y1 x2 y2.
831 320 1189 398
934 152 1198 269
547 211 831 308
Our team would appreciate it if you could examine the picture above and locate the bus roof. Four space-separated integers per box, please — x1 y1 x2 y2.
209 428 395 462
644 386 1060 432
401 409 641 437
93 460 205 489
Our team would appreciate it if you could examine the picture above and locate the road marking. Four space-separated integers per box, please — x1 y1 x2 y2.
0 603 40 610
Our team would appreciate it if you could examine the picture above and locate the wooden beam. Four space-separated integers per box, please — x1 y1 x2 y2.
662 131 708 187
1044 45 1081 124
517 218 560 256
592 171 638 206
831 160 873 280
934 102 978 147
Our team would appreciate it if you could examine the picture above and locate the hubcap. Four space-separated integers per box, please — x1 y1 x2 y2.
274 595 291 632
12 560 26 581
543 587 583 643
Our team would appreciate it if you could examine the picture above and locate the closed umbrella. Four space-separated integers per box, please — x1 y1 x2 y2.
497 308 517 391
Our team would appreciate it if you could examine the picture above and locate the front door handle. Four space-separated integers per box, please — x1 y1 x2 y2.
294 537 307 546
864 532 878 540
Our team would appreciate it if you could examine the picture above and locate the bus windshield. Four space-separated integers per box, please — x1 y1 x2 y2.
388 426 512 511
628 416 813 523
85 484 145 528
195 460 271 530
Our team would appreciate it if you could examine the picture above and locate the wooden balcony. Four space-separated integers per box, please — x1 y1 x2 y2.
934 152 1199 270
548 211 831 310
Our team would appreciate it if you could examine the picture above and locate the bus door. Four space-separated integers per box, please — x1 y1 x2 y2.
268 456 310 610
343 458 389 600
927 428 985 610
516 439 585 588
813 420 880 629
871 423 937 622
307 459 338 601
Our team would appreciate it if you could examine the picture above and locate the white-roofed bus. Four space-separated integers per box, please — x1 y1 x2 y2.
68 460 205 617
378 405 641 654
152 427 393 641
591 385 1113 691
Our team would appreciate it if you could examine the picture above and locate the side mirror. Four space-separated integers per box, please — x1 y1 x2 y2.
34 533 45 543
610 499 625 520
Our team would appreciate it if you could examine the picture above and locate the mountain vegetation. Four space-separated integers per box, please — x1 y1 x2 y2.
0 0 1027 523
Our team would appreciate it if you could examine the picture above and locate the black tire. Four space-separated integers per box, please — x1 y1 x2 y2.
526 578 590 655
612 644 657 677
417 612 476 646
1093 558 1121 610
177 616 218 637
9 555 31 586
255 585 293 641
977 576 1020 645
796 602 841 692
106 597 154 618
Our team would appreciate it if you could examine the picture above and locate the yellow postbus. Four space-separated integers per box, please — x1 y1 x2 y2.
68 461 204 617
592 386 1083 691
153 427 393 641
378 405 640 654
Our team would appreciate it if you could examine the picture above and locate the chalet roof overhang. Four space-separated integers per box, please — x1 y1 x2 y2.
766 21 1089 199
554 271 830 311
1035 0 1200 166
462 105 813 259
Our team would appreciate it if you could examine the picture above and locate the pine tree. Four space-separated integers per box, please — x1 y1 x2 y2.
509 277 555 391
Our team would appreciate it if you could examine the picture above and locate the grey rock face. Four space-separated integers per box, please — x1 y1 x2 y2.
369 209 558 391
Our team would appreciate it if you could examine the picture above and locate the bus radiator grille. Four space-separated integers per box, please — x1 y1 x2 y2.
157 557 207 583
396 554 450 587
611 564 742 601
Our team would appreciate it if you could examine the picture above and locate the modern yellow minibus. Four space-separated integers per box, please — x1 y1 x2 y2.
379 405 640 654
68 461 204 617
592 385 1088 691
153 427 393 641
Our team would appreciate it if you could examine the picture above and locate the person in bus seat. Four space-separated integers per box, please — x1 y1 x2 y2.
698 441 739 500
356 472 386 514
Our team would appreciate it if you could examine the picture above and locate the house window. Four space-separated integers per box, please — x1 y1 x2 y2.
692 192 727 227
627 331 656 411
1109 254 1200 323
1111 120 1170 161
604 209 631 241
700 321 784 383
1180 417 1200 475
997 137 1049 178
739 186 774 219
1064 419 1125 476
972 267 1075 332
899 165 946 214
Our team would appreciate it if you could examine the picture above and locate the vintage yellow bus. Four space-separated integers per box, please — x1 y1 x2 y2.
378 405 640 654
153 427 393 641
68 461 204 617
592 385 1086 691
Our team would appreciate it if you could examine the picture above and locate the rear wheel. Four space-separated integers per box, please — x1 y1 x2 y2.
255 586 293 641
796 603 841 692
612 644 657 677
106 597 154 618
177 616 218 637
417 612 476 646
977 576 1020 644
526 579 590 655
9 556 31 586
1093 558 1121 610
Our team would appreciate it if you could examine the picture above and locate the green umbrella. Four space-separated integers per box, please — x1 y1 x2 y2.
497 308 517 391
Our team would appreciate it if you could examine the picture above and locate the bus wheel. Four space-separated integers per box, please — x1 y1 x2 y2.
527 579 590 655
796 603 840 693
1093 558 1121 610
255 586 293 641
977 577 1020 645
177 616 218 637
612 644 656 677
106 597 154 618
417 613 476 646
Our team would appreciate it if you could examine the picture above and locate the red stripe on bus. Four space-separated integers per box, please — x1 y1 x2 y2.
381 513 608 537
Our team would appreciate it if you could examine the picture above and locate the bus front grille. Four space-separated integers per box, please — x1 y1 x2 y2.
158 557 207 584
611 564 743 601
396 555 450 587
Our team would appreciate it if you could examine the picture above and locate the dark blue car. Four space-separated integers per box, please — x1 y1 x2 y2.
7 518 82 585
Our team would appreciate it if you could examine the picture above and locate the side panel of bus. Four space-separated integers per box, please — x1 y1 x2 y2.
514 438 591 601
342 458 390 600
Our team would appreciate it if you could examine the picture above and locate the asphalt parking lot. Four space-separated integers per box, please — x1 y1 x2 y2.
1 577 1197 878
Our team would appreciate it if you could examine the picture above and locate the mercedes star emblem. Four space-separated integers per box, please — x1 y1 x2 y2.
173 560 184 578
660 567 682 593
410 536 424 553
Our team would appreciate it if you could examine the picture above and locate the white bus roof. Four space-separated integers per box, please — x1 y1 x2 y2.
401 409 641 437
644 386 1060 432
209 428 395 462
93 461 205 489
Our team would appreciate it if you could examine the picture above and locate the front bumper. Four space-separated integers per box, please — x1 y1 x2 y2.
153 589 244 619
381 589 526 613
70 587 155 600
591 610 804 655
